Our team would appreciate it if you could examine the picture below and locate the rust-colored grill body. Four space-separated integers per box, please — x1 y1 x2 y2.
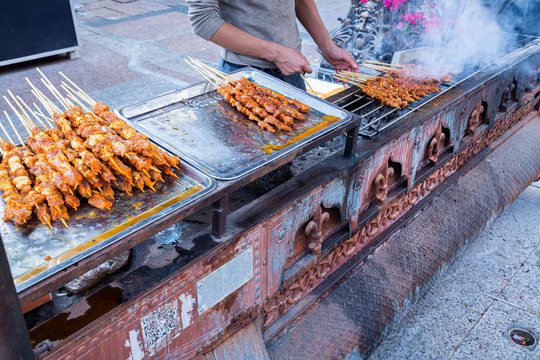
1 22 539 360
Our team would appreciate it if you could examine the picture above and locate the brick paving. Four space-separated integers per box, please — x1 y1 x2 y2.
2 2 536 358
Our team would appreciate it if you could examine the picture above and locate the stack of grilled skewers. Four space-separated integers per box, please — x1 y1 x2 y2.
0 70 180 228
334 61 451 108
186 58 310 132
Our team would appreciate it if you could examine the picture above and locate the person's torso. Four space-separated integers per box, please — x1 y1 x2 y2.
218 0 302 68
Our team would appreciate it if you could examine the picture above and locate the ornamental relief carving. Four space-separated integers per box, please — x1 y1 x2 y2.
426 124 452 164
370 157 403 205
499 78 518 112
263 94 539 330
305 205 330 256
465 100 488 137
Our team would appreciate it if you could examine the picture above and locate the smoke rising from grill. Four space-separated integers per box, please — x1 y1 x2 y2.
414 0 515 77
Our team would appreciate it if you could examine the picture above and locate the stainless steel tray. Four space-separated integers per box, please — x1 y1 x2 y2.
3 160 215 293
116 69 353 180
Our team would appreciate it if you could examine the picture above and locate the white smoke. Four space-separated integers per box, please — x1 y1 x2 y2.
414 0 515 77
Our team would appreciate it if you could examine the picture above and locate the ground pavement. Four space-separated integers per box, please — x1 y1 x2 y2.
369 182 540 360
0 1 538 359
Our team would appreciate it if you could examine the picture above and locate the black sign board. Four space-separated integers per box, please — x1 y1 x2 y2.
0 0 80 66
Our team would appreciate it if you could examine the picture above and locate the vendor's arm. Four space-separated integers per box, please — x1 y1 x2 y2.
187 0 312 75
295 0 359 73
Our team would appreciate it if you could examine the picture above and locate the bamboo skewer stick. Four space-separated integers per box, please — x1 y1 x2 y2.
189 58 228 85
12 105 35 135
333 73 367 82
40 79 69 110
59 71 96 106
338 70 377 79
33 104 54 128
300 74 318 97
31 89 55 117
0 114 15 144
7 90 34 126
35 68 73 111
61 85 91 112
334 77 365 89
3 109 25 145
189 57 235 83
189 57 236 84
364 60 402 68
334 73 368 82
18 116 33 136
4 97 29 145
16 96 48 129
185 59 223 87
26 77 61 114
60 82 92 109
359 63 396 73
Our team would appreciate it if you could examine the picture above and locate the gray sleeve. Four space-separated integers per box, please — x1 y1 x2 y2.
186 0 225 41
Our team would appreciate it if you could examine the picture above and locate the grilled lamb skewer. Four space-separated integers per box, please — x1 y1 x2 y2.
235 78 307 120
29 126 83 189
221 83 293 131
0 141 55 226
217 86 276 132
92 102 180 169
16 142 74 220
0 164 33 225
53 112 117 183
64 107 133 182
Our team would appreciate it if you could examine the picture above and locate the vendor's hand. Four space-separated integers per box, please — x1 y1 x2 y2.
269 45 313 76
322 44 358 73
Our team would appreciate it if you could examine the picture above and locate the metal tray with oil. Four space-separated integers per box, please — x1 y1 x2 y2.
116 69 353 180
2 159 215 293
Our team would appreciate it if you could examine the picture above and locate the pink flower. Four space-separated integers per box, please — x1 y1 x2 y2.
396 21 403 29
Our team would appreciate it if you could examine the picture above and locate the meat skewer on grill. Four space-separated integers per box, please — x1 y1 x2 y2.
14 117 77 224
0 69 187 228
10 88 100 188
5 93 112 224
0 162 33 226
19 114 114 211
0 125 36 226
216 79 296 132
0 120 65 227
334 63 449 109
236 78 309 120
52 112 116 183
217 85 277 132
186 58 310 133
233 80 297 127
36 81 173 192
59 82 174 171
5 96 84 189
29 76 135 184
91 102 180 170
10 96 115 214
63 106 133 182
192 57 312 118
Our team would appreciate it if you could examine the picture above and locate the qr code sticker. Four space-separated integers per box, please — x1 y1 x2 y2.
141 300 179 349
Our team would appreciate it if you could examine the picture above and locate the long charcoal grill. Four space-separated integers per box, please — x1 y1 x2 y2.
332 34 539 138
9 34 539 311
2 18 540 359
10 71 359 311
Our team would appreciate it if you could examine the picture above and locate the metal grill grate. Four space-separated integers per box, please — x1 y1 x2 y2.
334 34 539 138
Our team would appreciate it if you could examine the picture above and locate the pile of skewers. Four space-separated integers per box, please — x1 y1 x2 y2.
186 58 310 133
0 70 180 228
334 61 451 108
